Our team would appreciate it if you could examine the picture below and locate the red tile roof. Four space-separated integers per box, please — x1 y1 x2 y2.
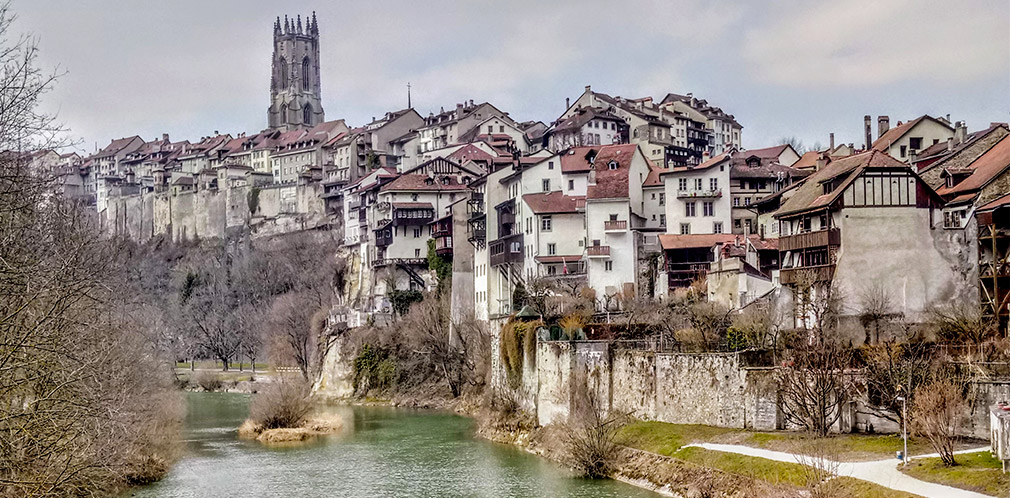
379 174 470 192
447 143 495 164
643 158 664 187
560 146 599 173
935 134 1010 198
793 151 826 170
586 144 639 200
871 115 952 152
776 150 908 217
739 144 790 160
662 152 731 175
659 233 735 250
978 192 1010 212
522 191 585 214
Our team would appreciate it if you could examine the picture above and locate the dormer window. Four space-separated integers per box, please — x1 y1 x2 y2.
608 160 618 170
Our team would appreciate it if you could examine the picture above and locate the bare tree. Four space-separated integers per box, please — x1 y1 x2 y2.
857 283 898 344
911 375 968 466
860 340 934 427
778 343 854 437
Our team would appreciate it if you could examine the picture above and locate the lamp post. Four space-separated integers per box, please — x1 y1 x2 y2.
897 386 908 467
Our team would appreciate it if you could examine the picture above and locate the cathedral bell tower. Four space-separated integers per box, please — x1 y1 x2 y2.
268 13 324 130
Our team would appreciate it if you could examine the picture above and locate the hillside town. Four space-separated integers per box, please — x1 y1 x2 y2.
35 14 1007 343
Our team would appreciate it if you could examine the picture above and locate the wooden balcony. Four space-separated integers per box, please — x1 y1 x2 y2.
780 228 841 252
676 189 722 199
586 245 611 258
489 233 524 267
780 264 835 285
604 220 628 232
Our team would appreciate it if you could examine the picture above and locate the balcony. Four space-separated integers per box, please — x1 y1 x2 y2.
374 227 393 247
376 201 391 212
780 264 835 285
676 189 722 199
586 245 610 258
489 233 524 267
780 228 841 252
392 207 434 226
372 257 428 268
604 220 628 232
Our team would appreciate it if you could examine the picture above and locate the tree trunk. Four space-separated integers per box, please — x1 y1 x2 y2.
190 359 195 371
221 357 229 371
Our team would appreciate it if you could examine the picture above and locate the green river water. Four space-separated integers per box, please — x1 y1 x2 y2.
129 392 657 497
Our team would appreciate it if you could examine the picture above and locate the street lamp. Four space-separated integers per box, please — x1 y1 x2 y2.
897 386 908 467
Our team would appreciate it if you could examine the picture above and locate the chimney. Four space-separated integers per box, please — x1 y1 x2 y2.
469 99 474 107
456 103 464 116
585 85 591 93
877 116 889 139
566 97 570 109
162 133 169 142
829 132 835 150
864 115 872 150
947 137 954 151
954 121 967 144
815 153 828 171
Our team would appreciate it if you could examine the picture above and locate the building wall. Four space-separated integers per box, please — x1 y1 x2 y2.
663 164 732 235
641 186 666 228
882 119 954 162
586 199 636 300
833 206 977 322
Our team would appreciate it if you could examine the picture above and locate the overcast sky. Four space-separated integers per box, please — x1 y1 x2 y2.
16 0 1010 154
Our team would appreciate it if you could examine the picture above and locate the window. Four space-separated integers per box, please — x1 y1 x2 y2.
680 223 690 235
710 178 718 191
685 202 696 217
678 178 688 191
713 222 723 234
568 179 574 191
541 216 552 231
900 145 907 158
694 178 703 190
487 125 493 133
744 197 751 206
734 219 742 228
499 125 505 133
547 265 557 275
733 197 740 207
660 214 666 226
909 137 922 150
413 228 421 238
411 193 419 201
609 213 618 221
548 161 554 170
548 243 556 255
415 248 421 258
745 219 753 231
542 179 550 192
605 261 613 271
608 160 618 170
703 201 714 216
659 192 665 205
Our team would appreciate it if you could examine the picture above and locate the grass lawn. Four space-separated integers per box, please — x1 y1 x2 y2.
823 477 923 498
617 420 981 462
901 451 1009 496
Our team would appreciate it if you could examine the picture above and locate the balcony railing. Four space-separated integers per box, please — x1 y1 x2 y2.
780 264 835 285
372 257 428 268
676 189 722 199
586 245 610 258
780 228 840 252
604 220 627 232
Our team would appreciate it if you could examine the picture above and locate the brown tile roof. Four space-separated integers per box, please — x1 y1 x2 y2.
978 192 1010 212
936 134 1010 198
95 136 142 159
871 115 952 152
739 144 790 160
560 146 599 173
659 233 735 250
587 144 639 200
776 150 907 217
522 191 585 214
643 159 664 187
793 151 825 170
447 143 495 164
379 174 470 192
552 107 624 132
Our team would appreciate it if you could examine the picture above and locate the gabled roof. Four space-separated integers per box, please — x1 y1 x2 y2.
659 233 735 250
643 159 665 187
95 136 143 159
586 143 639 200
776 150 909 217
792 150 826 170
935 134 1010 199
737 144 796 161
447 143 495 164
871 115 953 152
379 174 469 192
522 191 585 214
552 107 624 133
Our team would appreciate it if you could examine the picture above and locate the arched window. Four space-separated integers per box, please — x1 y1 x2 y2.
301 57 310 90
278 57 288 89
303 105 312 125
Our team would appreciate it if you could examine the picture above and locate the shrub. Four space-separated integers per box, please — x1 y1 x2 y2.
193 370 223 391
911 376 967 466
249 378 312 429
352 343 396 392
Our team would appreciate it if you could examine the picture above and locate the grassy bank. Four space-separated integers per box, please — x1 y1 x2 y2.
901 451 1009 496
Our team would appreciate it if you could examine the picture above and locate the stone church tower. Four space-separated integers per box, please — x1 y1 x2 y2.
268 13 324 130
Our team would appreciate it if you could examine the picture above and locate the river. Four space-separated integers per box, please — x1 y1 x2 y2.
129 392 657 497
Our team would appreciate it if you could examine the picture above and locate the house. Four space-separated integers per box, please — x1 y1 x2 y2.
869 115 954 162
660 92 743 156
562 86 677 166
521 190 587 279
773 150 974 337
729 147 809 235
416 101 514 153
934 133 1010 230
545 107 627 151
661 152 733 236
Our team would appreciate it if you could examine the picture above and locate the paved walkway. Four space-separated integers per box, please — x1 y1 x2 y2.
683 443 994 498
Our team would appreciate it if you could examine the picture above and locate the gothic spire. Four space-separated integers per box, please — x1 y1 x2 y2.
284 15 290 34
296 15 302 34
274 17 281 36
311 11 318 34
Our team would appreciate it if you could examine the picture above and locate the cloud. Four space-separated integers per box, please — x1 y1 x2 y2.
741 0 1010 87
